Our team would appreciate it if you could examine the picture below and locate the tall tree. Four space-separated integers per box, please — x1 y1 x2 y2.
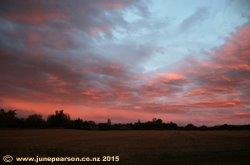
47 110 70 128
26 114 46 128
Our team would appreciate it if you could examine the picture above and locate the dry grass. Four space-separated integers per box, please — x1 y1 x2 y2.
1 129 250 164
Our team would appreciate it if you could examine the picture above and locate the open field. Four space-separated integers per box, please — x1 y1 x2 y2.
0 129 250 164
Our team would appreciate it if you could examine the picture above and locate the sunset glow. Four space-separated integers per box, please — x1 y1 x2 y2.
0 0 250 125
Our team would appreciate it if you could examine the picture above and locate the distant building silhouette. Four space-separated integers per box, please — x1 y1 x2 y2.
107 118 111 125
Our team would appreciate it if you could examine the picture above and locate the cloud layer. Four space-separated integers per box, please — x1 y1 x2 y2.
0 0 249 125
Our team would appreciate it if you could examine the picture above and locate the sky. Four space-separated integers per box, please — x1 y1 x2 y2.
0 0 250 125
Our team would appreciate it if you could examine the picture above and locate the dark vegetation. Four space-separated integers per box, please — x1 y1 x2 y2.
1 108 250 130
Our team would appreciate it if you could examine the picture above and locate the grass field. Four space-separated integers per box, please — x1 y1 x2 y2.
0 129 250 164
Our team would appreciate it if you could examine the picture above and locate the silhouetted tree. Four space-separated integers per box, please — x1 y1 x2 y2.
71 118 85 129
47 110 70 128
134 120 143 129
1 108 250 130
199 125 208 130
0 109 19 127
84 121 96 129
26 114 46 128
165 122 178 130
185 123 197 130
152 118 164 129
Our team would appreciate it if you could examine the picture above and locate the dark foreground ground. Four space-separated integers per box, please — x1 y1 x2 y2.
0 129 250 165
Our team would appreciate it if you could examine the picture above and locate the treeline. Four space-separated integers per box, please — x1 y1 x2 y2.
1 108 250 130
